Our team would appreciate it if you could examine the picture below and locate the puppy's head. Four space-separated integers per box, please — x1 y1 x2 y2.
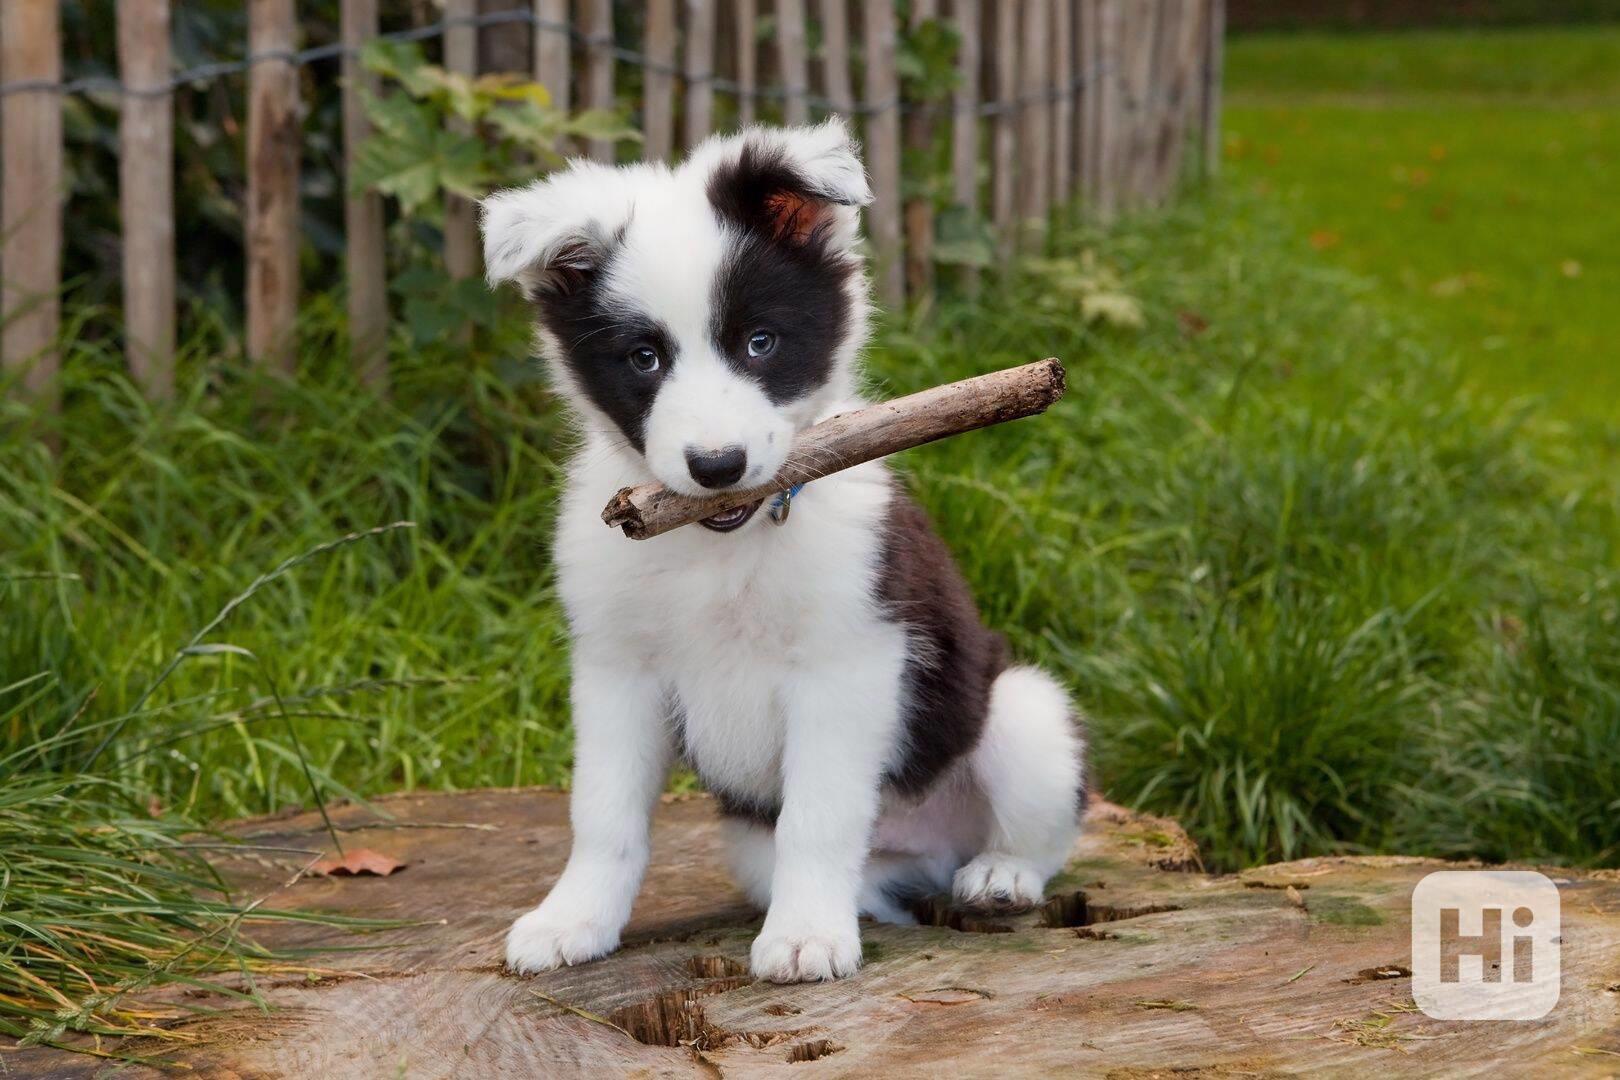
482 119 874 504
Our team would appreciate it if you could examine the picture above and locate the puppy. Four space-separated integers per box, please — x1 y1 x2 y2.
481 119 1086 983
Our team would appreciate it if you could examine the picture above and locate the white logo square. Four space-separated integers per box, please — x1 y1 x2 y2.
1412 870 1560 1020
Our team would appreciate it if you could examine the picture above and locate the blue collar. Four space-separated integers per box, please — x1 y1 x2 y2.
767 482 806 525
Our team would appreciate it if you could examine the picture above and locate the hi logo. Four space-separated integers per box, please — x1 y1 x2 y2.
1412 870 1561 1020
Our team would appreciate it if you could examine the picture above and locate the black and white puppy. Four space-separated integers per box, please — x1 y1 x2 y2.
481 119 1087 983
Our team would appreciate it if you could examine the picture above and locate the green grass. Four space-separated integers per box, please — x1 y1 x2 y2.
1225 26 1620 422
4 187 1618 889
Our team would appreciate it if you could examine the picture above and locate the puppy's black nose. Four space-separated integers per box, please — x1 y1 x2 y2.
685 445 748 489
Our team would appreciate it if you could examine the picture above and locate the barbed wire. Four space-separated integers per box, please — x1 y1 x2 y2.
0 8 1121 118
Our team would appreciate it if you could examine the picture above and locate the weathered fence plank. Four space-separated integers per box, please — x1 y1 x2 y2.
902 0 938 302
1018 0 1052 246
582 0 615 161
117 0 176 399
949 0 981 291
1201 0 1224 177
1052 0 1075 211
816 0 855 116
341 0 388 388
734 0 758 126
683 0 717 148
534 0 571 156
774 0 810 126
991 0 1018 260
643 0 678 159
478 0 531 74
1118 0 1157 212
861 0 903 307
245 0 299 374
442 0 480 286
1093 0 1125 220
1 0 63 408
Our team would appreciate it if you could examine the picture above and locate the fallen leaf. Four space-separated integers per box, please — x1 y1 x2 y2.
1309 229 1341 251
1177 310 1210 337
1429 144 1448 162
312 848 407 877
1562 259 1583 279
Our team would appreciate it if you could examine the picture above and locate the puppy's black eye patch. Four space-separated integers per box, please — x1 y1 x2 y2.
533 242 675 452
711 235 852 404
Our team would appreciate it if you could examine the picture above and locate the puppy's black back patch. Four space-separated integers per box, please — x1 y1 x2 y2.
875 488 1007 796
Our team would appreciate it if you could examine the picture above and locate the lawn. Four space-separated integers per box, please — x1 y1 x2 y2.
1225 26 1620 423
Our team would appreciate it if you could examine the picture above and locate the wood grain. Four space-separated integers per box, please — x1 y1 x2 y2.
16 790 1617 1077
341 0 388 389
860 0 903 307
117 0 176 399
245 0 299 375
602 358 1067 540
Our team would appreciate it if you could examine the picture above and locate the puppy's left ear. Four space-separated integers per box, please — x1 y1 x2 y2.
704 117 873 252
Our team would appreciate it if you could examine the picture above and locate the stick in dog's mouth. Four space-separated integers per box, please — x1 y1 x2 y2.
602 358 1067 541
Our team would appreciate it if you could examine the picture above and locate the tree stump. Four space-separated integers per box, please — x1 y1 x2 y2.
8 790 1620 1077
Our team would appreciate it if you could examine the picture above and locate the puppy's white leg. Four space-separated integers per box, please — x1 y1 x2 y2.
505 659 672 974
750 650 904 983
954 666 1085 913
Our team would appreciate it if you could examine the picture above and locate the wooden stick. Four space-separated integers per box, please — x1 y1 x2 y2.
602 358 1066 540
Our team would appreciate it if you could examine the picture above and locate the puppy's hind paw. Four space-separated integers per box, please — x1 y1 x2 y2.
952 854 1045 913
504 908 619 975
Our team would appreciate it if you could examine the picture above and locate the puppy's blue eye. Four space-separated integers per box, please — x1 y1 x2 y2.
627 346 661 373
747 331 778 359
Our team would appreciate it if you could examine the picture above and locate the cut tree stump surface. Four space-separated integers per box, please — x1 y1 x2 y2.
10 789 1620 1077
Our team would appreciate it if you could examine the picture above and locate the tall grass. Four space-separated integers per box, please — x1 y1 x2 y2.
3 189 1616 882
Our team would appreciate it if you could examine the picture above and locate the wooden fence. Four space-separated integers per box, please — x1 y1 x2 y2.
0 0 1224 409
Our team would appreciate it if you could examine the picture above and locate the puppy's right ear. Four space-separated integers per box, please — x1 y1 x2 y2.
481 165 631 298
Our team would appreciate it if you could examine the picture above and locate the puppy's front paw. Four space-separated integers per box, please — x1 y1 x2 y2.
952 853 1045 913
750 921 862 983
504 907 619 974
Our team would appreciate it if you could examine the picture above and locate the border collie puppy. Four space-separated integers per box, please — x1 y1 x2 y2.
481 119 1086 983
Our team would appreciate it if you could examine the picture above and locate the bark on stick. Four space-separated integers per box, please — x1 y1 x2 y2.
602 357 1067 540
